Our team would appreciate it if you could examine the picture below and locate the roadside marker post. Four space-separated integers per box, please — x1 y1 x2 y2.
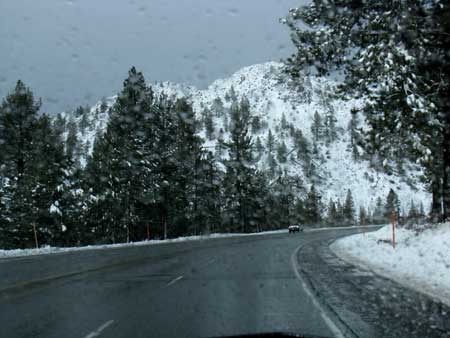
391 210 396 249
32 223 39 249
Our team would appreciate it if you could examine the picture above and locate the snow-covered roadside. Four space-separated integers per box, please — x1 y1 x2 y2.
331 223 450 306
0 229 286 259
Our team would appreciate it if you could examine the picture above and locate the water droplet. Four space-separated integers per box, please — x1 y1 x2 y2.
228 8 238 16
137 5 147 15
205 8 213 16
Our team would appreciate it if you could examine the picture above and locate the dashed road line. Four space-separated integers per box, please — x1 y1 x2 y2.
84 320 114 338
167 275 184 286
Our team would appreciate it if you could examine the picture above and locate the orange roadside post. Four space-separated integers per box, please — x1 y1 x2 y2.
391 209 396 249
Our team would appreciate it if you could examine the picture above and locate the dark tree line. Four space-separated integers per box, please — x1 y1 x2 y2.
0 69 337 249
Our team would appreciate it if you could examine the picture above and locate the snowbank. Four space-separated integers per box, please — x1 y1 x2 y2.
331 223 450 306
0 230 285 259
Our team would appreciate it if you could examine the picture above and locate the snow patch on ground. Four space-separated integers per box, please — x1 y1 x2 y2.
331 223 450 306
0 230 286 259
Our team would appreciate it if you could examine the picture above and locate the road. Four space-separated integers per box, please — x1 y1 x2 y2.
0 228 371 338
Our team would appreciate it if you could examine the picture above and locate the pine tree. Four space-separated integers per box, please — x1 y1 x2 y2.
85 67 156 243
324 108 337 145
343 189 355 225
66 120 81 167
373 197 385 225
408 200 419 224
311 111 323 143
266 129 275 154
99 97 108 114
305 184 321 226
78 106 90 132
204 108 215 140
53 113 67 135
251 115 262 134
171 98 205 236
223 97 256 232
267 154 278 178
281 112 288 130
225 85 238 103
419 202 425 219
255 137 264 161
311 111 323 156
276 141 288 164
0 81 42 248
348 108 360 159
212 97 225 118
326 199 338 226
359 206 367 226
335 199 344 226
215 129 226 160
385 189 400 221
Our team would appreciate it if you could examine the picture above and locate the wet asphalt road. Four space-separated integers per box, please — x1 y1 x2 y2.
0 228 370 338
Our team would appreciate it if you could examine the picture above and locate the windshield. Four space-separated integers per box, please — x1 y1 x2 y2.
1 1 449 338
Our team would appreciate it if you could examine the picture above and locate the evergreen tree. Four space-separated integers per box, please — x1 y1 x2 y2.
348 108 360 159
53 113 67 135
373 197 385 225
171 98 205 236
99 97 108 114
255 137 264 161
359 206 367 226
215 129 226 160
267 153 278 178
212 97 225 118
251 115 262 134
204 108 215 140
343 189 355 225
225 85 238 103
276 141 288 163
384 189 400 221
281 112 288 130
335 199 344 226
0 81 41 248
266 129 275 154
305 184 321 226
66 120 81 167
326 199 338 226
408 200 419 224
324 108 337 145
311 111 323 143
223 97 256 232
85 67 156 243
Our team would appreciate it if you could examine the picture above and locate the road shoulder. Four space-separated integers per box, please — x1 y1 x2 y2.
296 235 450 338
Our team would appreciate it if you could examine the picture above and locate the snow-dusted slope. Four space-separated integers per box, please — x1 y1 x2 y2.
63 62 430 212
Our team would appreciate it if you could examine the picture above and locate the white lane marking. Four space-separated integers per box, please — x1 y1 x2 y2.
290 246 345 338
167 275 184 286
84 320 114 338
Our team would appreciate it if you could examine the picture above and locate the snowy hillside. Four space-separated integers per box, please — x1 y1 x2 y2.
61 62 430 212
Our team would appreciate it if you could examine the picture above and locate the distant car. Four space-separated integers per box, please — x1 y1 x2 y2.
288 225 303 233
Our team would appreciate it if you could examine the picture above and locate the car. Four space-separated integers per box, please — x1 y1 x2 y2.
288 225 303 233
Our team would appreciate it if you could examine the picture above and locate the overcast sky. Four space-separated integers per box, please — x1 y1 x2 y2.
0 0 303 114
